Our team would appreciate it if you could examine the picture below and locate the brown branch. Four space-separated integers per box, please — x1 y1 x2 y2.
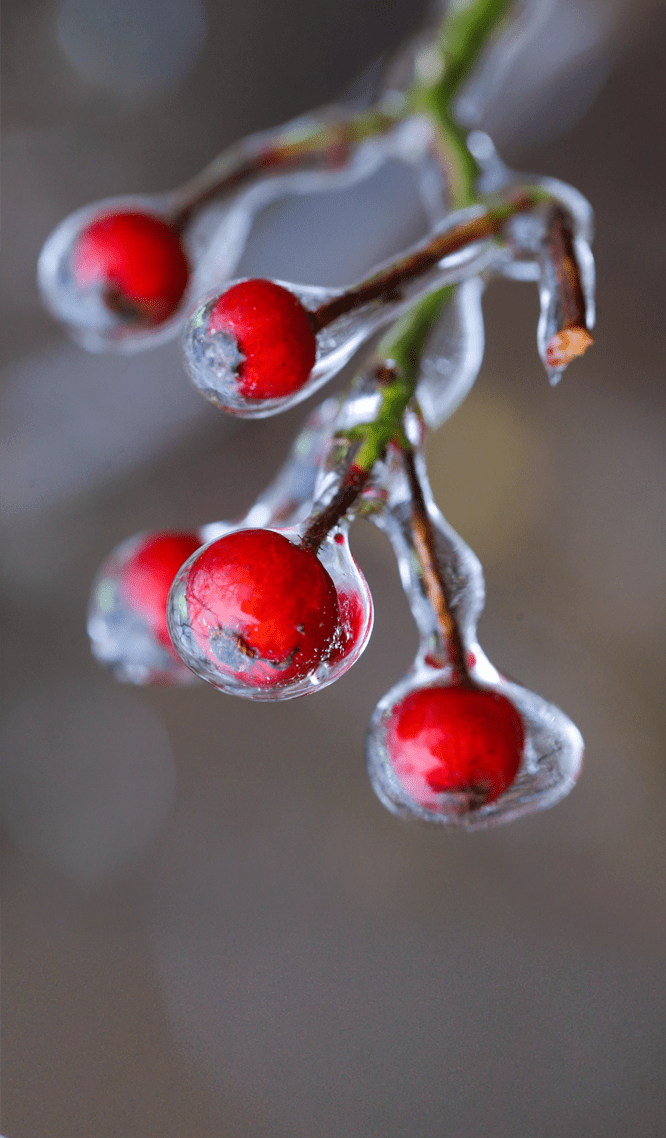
171 114 399 233
171 157 268 232
300 464 370 555
402 448 472 685
544 206 594 368
311 195 534 332
172 143 355 232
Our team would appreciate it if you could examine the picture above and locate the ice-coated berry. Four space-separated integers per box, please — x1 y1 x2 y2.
72 211 189 324
386 685 524 809
207 279 317 400
121 531 201 647
184 529 340 687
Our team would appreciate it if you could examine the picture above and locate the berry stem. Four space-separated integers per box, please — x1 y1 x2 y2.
300 0 566 569
171 107 404 232
298 350 424 553
170 1 523 231
310 191 538 332
300 464 370 554
401 446 472 684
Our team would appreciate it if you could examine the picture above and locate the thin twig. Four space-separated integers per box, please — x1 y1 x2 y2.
544 206 594 368
311 194 534 331
171 112 401 232
300 465 370 555
402 447 472 685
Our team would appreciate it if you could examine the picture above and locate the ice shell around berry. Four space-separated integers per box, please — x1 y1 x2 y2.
385 685 524 808
183 274 416 420
366 662 583 830
38 196 191 353
183 280 329 418
167 525 373 701
205 279 317 401
184 529 341 688
183 226 503 419
88 532 200 685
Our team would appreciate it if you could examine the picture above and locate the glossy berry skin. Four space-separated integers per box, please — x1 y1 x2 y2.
386 685 524 810
72 212 189 324
207 279 317 400
184 529 340 687
120 531 201 648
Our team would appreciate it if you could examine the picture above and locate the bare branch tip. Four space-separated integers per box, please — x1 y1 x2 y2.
546 325 594 369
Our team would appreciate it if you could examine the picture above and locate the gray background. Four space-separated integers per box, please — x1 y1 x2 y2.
2 1 666 1135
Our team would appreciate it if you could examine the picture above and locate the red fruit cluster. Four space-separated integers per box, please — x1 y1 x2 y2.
73 211 190 324
386 685 524 809
185 529 340 686
207 279 317 399
121 531 201 648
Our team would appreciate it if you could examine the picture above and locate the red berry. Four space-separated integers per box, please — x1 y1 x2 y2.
386 686 524 809
185 529 340 686
207 279 317 400
121 532 201 647
72 212 189 324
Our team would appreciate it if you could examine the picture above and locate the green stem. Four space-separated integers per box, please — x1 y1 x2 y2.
432 0 515 110
410 0 516 208
313 0 530 489
366 0 520 445
344 284 457 473
344 284 455 474
175 2 518 229
295 1 532 551
382 283 456 390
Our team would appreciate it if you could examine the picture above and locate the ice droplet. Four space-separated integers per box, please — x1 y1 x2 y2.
416 277 486 429
183 210 506 419
168 523 373 701
366 425 583 828
88 531 199 685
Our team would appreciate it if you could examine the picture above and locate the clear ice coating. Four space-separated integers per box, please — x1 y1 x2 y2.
37 194 192 354
88 532 199 685
182 209 507 419
199 396 342 544
537 208 595 385
466 140 596 384
167 523 373 701
189 113 442 290
466 130 596 325
454 0 552 130
36 111 442 355
364 422 583 829
415 277 486 429
89 400 343 687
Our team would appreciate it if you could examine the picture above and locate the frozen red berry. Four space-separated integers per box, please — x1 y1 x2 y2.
207 279 317 400
184 529 340 687
72 212 189 324
386 685 524 810
120 531 201 648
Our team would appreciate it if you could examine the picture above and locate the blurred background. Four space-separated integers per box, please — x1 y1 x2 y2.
2 1 666 1135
